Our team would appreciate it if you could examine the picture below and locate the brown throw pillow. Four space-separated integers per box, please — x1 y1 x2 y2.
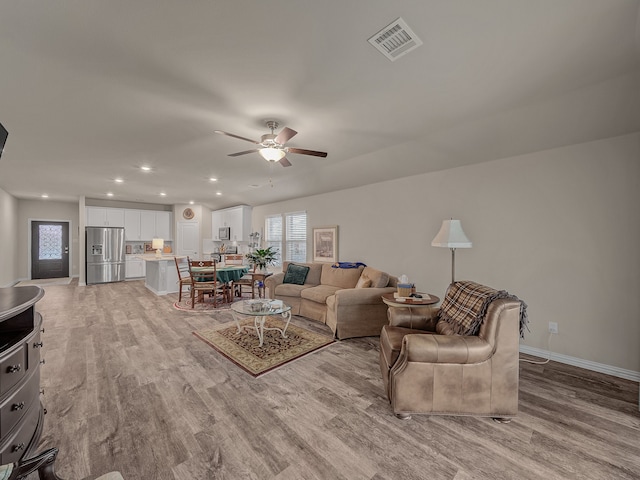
355 274 372 288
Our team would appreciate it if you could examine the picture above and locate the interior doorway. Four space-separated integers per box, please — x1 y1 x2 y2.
31 221 70 279
176 221 200 258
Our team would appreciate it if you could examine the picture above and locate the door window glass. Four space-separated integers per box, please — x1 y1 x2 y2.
39 224 63 259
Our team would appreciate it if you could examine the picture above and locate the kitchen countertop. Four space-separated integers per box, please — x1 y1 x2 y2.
125 254 177 261
140 255 176 262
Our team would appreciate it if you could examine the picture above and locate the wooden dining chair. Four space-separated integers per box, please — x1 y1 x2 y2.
188 260 229 308
233 264 255 298
174 256 193 303
224 254 244 265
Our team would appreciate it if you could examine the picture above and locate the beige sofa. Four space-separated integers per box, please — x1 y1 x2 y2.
264 262 397 339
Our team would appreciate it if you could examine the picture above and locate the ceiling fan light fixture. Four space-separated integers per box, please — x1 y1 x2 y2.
259 147 286 162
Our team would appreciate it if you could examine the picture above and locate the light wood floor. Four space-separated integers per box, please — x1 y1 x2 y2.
31 280 639 480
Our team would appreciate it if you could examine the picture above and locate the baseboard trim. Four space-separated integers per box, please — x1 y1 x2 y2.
519 345 640 382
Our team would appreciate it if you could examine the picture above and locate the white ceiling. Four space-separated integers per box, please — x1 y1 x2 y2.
1 0 639 209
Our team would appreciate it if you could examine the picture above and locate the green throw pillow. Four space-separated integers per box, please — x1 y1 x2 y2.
283 264 310 285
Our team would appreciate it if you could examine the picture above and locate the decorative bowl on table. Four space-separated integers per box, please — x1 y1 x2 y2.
248 300 269 313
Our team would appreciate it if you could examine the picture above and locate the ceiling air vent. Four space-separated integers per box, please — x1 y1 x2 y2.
368 17 423 61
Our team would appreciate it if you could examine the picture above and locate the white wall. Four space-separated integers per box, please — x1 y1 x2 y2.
252 133 640 373
17 199 80 280
0 187 18 286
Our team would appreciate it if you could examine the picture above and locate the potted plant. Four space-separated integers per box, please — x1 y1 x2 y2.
245 246 278 272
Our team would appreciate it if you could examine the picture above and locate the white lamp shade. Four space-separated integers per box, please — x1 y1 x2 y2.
258 147 286 161
431 220 472 248
152 238 164 250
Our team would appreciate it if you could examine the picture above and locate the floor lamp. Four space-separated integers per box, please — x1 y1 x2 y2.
431 219 472 284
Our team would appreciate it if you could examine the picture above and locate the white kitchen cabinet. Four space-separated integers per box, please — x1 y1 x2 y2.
124 210 142 240
155 211 172 240
225 208 242 239
212 205 252 242
86 207 125 227
125 256 146 278
124 210 166 241
212 211 224 240
140 211 157 240
138 210 172 241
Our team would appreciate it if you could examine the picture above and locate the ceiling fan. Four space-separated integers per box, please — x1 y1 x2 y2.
214 120 327 167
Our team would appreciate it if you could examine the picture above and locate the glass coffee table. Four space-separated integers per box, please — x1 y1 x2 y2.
230 299 292 347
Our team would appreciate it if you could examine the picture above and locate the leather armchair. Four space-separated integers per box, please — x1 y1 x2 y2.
379 286 522 421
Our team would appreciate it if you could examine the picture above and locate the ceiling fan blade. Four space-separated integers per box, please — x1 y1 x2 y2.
275 127 297 144
214 130 260 144
286 147 328 158
279 157 292 167
228 149 259 157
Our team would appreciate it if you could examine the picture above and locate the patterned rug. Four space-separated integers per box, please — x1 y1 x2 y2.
174 298 231 312
193 317 336 378
174 291 256 312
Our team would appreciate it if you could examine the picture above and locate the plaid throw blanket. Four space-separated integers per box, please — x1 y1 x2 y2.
438 281 529 338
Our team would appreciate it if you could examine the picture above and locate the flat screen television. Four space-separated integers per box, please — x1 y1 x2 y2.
0 122 7 159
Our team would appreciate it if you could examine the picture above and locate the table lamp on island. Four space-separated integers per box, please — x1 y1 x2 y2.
152 238 164 258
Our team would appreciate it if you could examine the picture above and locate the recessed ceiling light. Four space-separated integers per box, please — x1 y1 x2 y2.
216 192 222 196
160 192 167 196
141 165 152 172
41 194 49 198
189 201 194 205
114 178 124 183
209 177 218 182
106 192 114 197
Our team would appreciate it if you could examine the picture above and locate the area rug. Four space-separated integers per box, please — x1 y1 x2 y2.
15 277 72 287
174 298 231 312
174 292 257 312
193 317 336 377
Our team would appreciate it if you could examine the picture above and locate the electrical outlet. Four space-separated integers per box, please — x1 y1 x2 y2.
548 322 559 334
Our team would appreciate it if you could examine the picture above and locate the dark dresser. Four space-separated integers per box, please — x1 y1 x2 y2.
0 286 45 465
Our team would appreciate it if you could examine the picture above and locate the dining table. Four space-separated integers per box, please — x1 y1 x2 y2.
190 265 249 283
189 264 250 306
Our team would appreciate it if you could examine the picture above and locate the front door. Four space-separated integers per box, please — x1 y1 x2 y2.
31 221 70 279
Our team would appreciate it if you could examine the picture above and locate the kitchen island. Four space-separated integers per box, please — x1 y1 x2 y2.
144 256 179 296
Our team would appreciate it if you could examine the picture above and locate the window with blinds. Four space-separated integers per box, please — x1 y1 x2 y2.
265 215 282 265
285 211 306 263
264 211 307 265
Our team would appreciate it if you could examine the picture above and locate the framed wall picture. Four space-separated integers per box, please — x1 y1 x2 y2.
313 226 338 263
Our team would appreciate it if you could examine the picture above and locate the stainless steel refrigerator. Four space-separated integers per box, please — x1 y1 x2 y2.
86 226 125 284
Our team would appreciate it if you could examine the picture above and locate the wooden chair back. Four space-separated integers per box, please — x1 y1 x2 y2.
174 256 193 303
189 259 215 268
188 260 228 307
175 256 191 281
188 260 218 285
224 254 244 265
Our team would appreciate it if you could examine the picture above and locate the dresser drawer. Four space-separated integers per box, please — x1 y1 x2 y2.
28 327 42 369
0 368 39 438
0 399 40 465
0 345 27 396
